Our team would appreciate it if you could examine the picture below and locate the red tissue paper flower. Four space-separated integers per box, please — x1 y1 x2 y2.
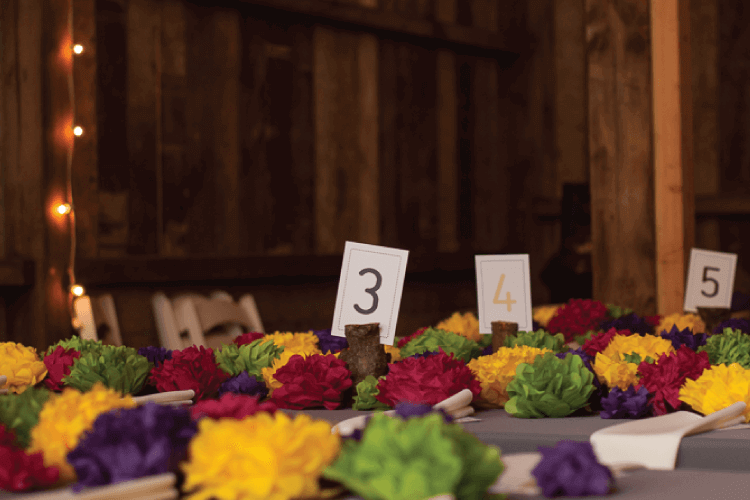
42 346 81 391
547 299 609 343
636 347 710 416
233 332 266 346
150 346 229 401
397 327 428 348
375 350 481 407
191 393 277 420
271 354 353 410
581 328 635 357
645 315 661 327
0 425 59 491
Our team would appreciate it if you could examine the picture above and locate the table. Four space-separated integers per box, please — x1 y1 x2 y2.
288 408 750 472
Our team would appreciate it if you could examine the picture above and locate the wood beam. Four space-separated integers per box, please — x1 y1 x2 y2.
651 0 694 314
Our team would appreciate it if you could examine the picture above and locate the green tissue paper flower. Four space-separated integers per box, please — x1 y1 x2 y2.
399 328 483 363
45 335 103 357
505 352 595 418
63 345 151 395
699 328 750 368
324 413 503 500
353 375 390 411
0 386 51 448
504 329 566 352
478 334 493 350
214 339 285 378
607 304 633 319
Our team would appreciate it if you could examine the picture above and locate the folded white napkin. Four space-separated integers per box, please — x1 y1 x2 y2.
590 401 746 470
132 390 195 407
0 473 177 500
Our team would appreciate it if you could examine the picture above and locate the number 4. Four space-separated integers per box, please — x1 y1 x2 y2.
493 274 517 312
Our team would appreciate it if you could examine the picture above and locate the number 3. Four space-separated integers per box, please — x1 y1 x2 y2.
354 268 382 315
701 266 720 298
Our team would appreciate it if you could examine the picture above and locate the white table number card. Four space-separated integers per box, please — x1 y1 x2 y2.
475 254 533 334
332 241 409 345
683 248 738 313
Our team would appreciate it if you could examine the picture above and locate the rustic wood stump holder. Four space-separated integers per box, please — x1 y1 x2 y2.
491 320 518 353
337 323 389 388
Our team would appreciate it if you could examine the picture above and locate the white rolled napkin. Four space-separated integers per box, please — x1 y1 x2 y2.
132 390 195 406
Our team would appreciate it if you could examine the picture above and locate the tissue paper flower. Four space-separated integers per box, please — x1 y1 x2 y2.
217 371 268 398
531 441 614 497
399 328 483 363
67 403 197 489
324 412 503 500
232 331 265 346
191 393 277 420
546 299 609 343
637 347 710 415
263 331 322 355
262 350 314 392
468 346 552 407
699 328 750 368
313 328 348 354
393 402 452 422
657 313 706 335
600 386 651 419
0 425 59 491
353 375 390 411
397 327 427 348
42 346 81 391
713 318 750 336
505 353 596 418
599 313 654 336
592 354 639 391
64 345 151 395
680 363 750 422
376 351 481 407
270 354 352 410
45 336 102 356
504 329 566 352
137 346 173 367
0 342 48 394
533 305 561 328
29 384 136 482
0 386 52 448
384 344 402 362
182 412 339 500
150 346 229 401
593 334 674 390
661 325 707 351
435 312 482 342
581 328 634 357
214 339 284 378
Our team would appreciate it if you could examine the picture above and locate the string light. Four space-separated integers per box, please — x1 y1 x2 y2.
56 203 72 215
72 44 83 54
70 284 85 297
73 125 83 136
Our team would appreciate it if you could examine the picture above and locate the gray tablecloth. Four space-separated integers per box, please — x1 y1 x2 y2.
288 408 750 472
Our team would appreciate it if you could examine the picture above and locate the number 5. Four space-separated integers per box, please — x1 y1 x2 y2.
701 266 720 298
354 268 382 315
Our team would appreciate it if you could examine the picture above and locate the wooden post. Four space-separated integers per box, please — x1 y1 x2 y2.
651 0 694 315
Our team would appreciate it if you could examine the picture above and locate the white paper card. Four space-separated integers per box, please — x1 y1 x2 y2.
475 254 532 334
332 242 409 345
684 248 738 312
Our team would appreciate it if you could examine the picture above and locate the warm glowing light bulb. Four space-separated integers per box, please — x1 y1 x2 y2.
56 203 72 215
73 44 84 54
73 126 83 136
70 284 85 297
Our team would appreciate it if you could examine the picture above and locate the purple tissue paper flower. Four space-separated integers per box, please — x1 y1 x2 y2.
599 313 653 336
713 318 750 336
393 402 452 423
661 325 707 351
600 386 651 419
313 328 348 354
532 441 614 497
137 346 173 367
217 371 268 398
67 403 197 490
480 345 494 356
407 350 441 359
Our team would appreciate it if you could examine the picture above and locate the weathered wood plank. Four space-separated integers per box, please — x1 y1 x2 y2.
436 48 458 252
72 0 98 258
652 0 694 314
357 33 380 246
587 0 656 314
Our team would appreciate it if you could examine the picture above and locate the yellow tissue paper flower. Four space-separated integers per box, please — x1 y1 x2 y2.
263 331 322 356
657 313 706 335
592 334 674 390
467 346 551 407
435 312 481 342
533 305 561 329
29 383 136 482
0 342 48 394
384 344 401 362
680 363 750 422
182 412 340 500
